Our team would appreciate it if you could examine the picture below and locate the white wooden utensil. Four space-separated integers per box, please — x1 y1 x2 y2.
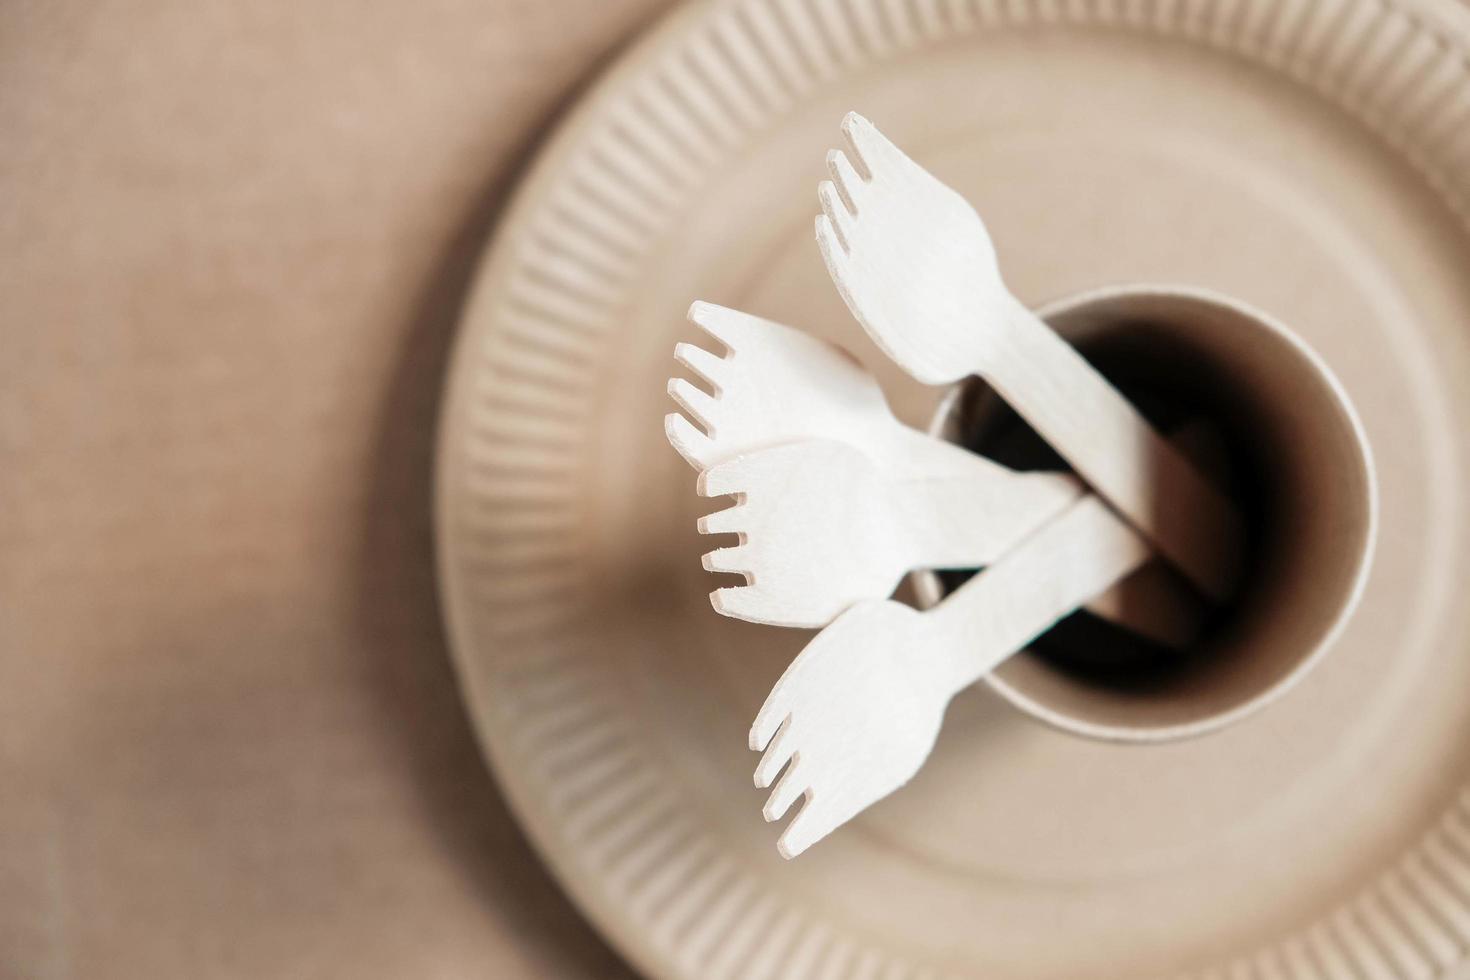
815 113 1244 601
668 303 1206 643
695 437 1082 627
667 301 1047 482
700 433 1213 638
668 302 1076 623
748 493 1154 859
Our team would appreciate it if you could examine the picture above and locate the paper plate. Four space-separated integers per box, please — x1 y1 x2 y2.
435 0 1470 975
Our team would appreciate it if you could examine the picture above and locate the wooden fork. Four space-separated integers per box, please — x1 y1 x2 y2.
696 438 1084 627
667 301 1048 483
748 493 1153 859
815 113 1243 602
668 302 1077 624
667 304 1204 642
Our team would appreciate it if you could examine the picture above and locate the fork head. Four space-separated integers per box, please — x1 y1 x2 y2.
749 599 948 858
696 440 908 627
816 112 1014 386
664 302 892 470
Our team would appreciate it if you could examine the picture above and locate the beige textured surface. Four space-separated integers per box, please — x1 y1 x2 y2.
0 1 670 976
432 0 1470 975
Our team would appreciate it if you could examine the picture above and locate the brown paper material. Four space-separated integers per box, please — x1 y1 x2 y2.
0 1 668 975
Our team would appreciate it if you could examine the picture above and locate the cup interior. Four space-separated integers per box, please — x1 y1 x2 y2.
914 285 1377 742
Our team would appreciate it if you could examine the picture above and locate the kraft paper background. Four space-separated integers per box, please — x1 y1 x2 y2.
1 1 672 975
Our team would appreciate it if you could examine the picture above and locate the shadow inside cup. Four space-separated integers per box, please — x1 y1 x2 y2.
915 285 1377 743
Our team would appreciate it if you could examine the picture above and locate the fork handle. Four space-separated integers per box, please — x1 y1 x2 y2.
985 296 1243 602
928 494 1155 699
888 468 1079 569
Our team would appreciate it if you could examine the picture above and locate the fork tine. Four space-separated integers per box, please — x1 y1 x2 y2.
687 300 749 351
749 692 789 750
696 502 745 535
664 413 713 469
817 181 853 250
701 544 750 575
837 113 874 181
710 585 774 625
754 715 796 788
697 458 747 498
840 111 903 177
667 377 717 429
815 214 850 266
673 342 727 390
776 801 828 859
826 149 864 214
819 172 856 218
763 760 807 822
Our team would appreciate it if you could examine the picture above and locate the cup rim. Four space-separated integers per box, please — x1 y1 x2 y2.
912 282 1379 743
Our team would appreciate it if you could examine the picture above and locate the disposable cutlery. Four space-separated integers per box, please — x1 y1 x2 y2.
748 493 1154 858
815 114 1243 601
669 304 1205 643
